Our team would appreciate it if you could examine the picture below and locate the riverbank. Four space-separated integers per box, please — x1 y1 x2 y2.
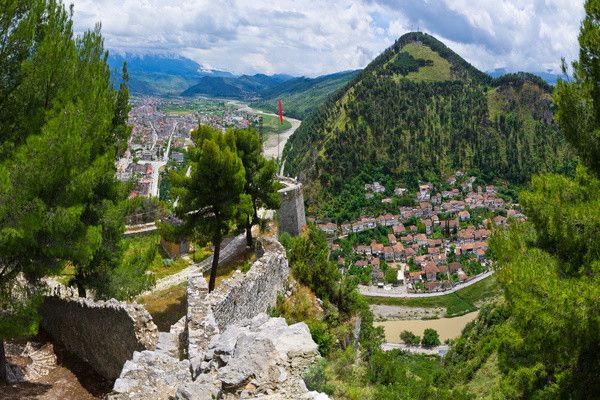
375 311 479 344
227 100 302 160
365 274 500 317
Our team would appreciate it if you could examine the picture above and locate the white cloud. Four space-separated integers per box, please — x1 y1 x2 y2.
70 0 585 76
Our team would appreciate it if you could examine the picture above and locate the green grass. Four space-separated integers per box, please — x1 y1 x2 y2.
463 352 503 399
122 233 190 280
364 275 501 317
394 42 453 82
260 113 292 135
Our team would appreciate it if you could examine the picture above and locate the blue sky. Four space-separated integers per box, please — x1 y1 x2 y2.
71 0 585 77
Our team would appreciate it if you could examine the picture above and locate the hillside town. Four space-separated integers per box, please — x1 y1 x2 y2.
317 172 526 293
116 97 261 197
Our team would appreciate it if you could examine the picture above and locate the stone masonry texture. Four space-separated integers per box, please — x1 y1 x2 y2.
39 296 158 380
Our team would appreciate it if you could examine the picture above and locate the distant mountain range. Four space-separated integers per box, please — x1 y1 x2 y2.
107 52 567 121
107 53 359 118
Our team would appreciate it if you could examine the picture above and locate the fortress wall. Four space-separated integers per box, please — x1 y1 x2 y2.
186 238 289 376
40 297 158 380
278 177 307 236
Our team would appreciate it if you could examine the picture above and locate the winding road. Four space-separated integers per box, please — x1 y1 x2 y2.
358 271 494 298
227 101 302 161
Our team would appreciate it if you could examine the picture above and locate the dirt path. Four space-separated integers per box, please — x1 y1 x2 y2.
2 336 110 400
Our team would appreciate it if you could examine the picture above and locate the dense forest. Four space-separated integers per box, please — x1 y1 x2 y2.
283 32 575 204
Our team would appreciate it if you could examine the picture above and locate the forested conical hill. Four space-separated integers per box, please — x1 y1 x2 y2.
283 32 574 197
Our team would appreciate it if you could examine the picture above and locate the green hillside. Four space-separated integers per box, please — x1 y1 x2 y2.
251 70 359 119
283 32 574 204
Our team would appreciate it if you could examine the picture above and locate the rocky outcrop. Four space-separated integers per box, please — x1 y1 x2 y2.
183 313 320 399
111 314 328 400
111 351 192 400
39 296 158 380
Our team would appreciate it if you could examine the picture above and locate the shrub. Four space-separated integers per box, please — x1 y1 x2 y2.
400 330 421 346
303 359 335 395
421 328 441 348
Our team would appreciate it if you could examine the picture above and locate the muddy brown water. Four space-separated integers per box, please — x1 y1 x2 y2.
374 311 478 343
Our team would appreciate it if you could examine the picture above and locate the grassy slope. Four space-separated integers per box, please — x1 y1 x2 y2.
252 72 358 120
402 42 452 82
364 275 501 317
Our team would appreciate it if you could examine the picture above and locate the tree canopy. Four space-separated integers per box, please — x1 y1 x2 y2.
171 125 248 291
486 2 600 396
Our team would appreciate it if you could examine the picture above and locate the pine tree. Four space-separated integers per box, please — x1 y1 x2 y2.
489 2 600 396
171 125 247 292
0 0 129 349
234 128 280 246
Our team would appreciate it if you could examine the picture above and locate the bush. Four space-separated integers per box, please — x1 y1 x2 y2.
307 319 336 356
400 330 421 346
421 328 441 348
303 359 335 395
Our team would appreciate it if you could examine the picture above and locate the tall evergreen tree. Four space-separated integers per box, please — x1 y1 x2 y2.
113 61 132 156
0 0 130 369
489 2 600 397
234 128 280 246
171 125 247 292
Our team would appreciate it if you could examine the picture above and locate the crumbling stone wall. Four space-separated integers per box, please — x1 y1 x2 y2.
39 297 158 380
110 238 297 399
186 238 289 376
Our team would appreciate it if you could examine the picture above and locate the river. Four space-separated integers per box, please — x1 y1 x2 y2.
227 100 302 161
374 311 478 343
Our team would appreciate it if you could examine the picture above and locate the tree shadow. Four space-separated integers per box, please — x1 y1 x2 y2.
0 381 53 399
36 330 112 397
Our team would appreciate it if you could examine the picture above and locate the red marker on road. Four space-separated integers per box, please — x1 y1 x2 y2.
278 99 283 124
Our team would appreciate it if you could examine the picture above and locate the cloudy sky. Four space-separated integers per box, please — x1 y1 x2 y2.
71 0 585 77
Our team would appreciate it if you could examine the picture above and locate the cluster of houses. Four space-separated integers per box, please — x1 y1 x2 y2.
319 174 526 293
117 162 154 197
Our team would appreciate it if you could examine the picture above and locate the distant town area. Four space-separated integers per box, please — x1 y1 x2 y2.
116 97 262 200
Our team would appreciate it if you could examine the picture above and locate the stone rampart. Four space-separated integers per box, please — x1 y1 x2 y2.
110 237 308 399
39 297 158 380
186 238 289 376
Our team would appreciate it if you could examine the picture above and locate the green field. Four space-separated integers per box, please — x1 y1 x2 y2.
157 98 228 115
259 113 292 135
365 275 501 317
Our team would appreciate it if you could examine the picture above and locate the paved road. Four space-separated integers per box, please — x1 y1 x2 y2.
359 271 494 298
381 342 450 356
227 101 302 160
142 233 247 295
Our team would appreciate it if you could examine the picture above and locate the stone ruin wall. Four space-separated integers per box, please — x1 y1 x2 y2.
109 237 294 399
278 176 307 236
186 238 290 376
39 296 158 380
